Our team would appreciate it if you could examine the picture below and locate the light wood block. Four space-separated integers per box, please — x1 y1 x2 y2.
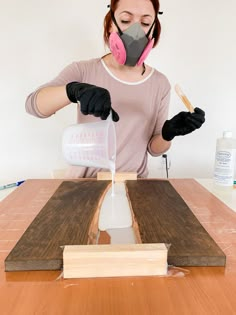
97 172 137 181
63 243 168 279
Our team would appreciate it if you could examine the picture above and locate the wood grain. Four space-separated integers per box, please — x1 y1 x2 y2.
125 180 226 266
5 180 110 271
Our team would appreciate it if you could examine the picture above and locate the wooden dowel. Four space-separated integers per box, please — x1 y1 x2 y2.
175 84 195 113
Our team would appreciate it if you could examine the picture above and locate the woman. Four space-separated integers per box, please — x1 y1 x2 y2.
25 0 205 178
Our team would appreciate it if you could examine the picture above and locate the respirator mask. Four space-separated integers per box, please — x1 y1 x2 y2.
108 11 156 67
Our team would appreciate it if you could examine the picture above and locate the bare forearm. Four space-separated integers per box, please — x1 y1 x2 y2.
36 86 70 116
150 134 171 155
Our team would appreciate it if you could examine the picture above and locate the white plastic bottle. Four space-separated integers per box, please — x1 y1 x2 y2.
213 131 236 191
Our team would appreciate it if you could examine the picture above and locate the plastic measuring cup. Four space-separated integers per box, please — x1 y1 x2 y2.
62 116 116 171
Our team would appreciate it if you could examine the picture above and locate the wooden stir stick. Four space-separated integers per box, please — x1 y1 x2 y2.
175 84 195 113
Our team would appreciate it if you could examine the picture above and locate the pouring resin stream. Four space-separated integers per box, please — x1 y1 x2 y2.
98 144 132 231
62 115 132 231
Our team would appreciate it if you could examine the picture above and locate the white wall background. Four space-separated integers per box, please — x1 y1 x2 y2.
1 0 236 182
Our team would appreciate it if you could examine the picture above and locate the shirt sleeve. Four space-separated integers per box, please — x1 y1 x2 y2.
25 62 82 118
147 87 171 156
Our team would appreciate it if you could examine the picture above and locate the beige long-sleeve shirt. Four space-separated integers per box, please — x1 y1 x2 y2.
26 58 171 177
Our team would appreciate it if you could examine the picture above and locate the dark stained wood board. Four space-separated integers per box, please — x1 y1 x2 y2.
125 180 226 266
5 181 110 271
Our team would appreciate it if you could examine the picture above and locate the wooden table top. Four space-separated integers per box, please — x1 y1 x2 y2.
0 178 236 315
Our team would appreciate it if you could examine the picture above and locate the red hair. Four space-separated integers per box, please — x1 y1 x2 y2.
103 0 161 48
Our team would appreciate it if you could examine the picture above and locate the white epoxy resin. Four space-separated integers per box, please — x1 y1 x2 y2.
98 182 133 231
106 227 136 244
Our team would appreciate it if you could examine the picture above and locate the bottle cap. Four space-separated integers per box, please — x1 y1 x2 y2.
223 131 232 138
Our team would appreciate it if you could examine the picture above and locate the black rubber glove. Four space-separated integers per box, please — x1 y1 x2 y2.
66 82 119 122
162 107 205 141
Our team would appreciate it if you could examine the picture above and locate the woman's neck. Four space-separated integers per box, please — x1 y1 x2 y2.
102 54 151 82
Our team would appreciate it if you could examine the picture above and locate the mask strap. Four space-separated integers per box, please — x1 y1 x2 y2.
146 18 157 38
146 11 163 38
110 10 123 35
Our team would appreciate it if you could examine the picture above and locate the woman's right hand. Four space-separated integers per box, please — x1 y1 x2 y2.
66 82 119 122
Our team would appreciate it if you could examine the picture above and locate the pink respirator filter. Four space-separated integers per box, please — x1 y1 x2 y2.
109 33 127 65
137 38 154 66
